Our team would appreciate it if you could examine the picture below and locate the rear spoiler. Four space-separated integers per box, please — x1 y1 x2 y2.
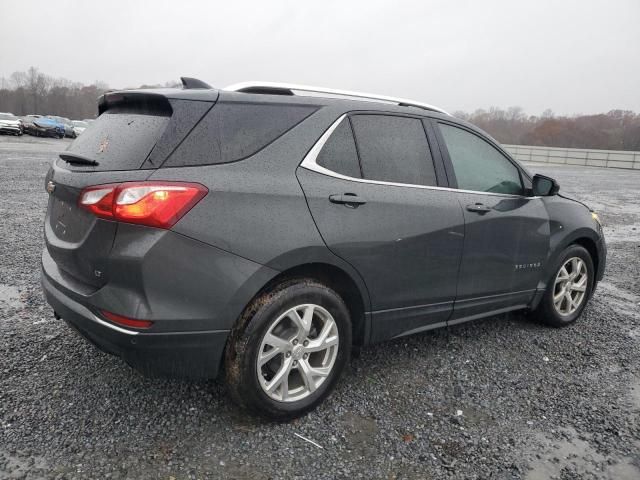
98 92 173 116
98 78 218 115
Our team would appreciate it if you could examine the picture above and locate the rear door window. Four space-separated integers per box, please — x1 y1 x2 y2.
438 123 523 195
316 118 361 178
349 115 437 186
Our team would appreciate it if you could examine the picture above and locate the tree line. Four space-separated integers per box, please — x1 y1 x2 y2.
454 107 640 152
1 68 638 151
0 67 178 120
0 67 109 120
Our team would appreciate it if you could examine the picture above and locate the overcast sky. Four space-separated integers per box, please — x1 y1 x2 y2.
1 0 638 115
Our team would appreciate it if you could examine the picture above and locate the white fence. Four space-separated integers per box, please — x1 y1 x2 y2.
503 144 640 170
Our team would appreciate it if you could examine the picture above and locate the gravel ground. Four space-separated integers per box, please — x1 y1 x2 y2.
1 135 639 480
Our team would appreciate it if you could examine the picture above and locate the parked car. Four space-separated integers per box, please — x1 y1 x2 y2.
41 79 606 419
30 117 65 138
71 120 89 136
47 116 76 138
0 113 23 135
20 115 39 136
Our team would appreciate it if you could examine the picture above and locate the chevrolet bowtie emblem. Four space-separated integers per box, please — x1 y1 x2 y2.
98 137 109 153
46 180 56 194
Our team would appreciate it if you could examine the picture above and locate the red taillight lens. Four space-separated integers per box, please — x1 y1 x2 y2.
79 182 208 229
101 310 153 329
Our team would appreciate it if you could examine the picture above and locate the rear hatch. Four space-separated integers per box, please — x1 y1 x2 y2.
44 89 217 288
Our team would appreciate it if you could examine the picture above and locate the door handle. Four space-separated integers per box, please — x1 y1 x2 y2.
466 202 492 214
329 193 367 208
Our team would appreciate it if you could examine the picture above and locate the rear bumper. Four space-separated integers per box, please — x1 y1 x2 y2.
42 264 230 379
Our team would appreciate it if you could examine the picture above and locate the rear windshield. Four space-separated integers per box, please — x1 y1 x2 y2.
60 111 169 171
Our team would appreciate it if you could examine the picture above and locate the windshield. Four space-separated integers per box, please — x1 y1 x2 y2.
72 121 88 127
0 114 16 120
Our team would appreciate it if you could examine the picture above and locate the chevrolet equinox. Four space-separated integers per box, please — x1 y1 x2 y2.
41 78 606 419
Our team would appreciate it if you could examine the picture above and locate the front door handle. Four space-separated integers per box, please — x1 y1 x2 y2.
466 202 492 214
329 193 367 208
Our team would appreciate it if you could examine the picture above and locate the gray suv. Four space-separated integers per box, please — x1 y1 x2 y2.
41 79 606 419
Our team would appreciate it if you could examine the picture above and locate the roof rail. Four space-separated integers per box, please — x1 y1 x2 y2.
224 81 450 115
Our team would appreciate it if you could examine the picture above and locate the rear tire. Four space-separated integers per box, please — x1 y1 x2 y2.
225 279 351 420
531 244 594 327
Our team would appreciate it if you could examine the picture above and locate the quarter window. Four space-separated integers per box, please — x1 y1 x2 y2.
165 102 317 167
316 118 361 178
439 124 523 195
350 115 437 186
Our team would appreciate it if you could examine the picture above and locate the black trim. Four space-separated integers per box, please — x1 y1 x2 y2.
369 288 538 342
422 119 449 187
347 116 365 178
450 289 536 321
429 118 458 188
370 301 452 343
447 305 527 326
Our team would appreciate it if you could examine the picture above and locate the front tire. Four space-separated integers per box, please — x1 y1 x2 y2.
531 244 594 327
225 279 351 420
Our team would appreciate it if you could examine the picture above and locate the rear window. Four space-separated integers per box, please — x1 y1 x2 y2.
163 102 317 167
61 111 169 171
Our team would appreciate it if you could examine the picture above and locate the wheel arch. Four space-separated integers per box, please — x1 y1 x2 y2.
571 236 599 280
540 231 601 294
255 262 370 347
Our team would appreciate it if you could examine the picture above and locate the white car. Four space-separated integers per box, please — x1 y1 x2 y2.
0 113 23 136
71 120 89 137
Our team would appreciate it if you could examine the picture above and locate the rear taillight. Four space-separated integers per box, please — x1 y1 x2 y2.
79 181 207 229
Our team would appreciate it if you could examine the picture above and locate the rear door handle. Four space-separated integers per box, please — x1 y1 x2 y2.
466 202 492 213
329 193 367 208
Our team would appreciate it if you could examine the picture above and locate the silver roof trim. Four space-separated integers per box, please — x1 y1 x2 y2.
224 81 450 116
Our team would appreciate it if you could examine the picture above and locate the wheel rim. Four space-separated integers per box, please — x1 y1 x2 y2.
553 257 588 316
257 304 339 402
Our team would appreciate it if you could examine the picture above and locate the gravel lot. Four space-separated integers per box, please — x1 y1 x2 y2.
1 135 639 480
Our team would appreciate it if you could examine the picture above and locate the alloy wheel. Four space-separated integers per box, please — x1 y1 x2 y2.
257 304 339 402
553 257 588 316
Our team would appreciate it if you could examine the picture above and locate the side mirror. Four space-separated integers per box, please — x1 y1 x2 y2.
532 174 560 196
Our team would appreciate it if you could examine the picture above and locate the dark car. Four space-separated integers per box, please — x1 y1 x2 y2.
47 116 76 138
41 78 606 419
20 115 40 136
25 116 65 138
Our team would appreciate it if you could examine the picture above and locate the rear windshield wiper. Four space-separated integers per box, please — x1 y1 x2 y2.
59 153 100 166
